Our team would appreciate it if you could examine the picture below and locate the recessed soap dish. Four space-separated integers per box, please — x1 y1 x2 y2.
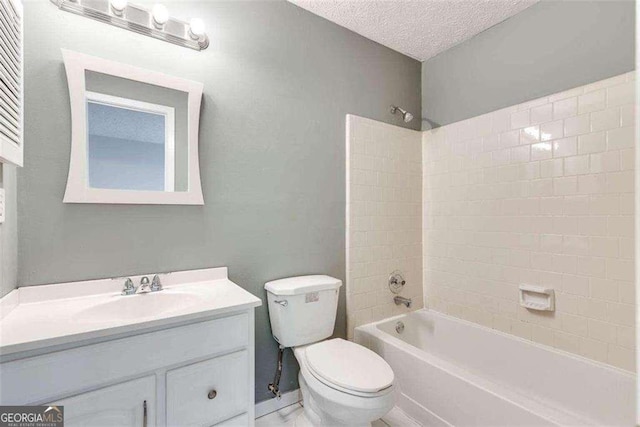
519 284 555 312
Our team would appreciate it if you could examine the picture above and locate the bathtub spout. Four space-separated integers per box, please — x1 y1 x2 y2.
394 296 412 308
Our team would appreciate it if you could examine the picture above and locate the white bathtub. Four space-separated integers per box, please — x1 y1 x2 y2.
354 309 635 427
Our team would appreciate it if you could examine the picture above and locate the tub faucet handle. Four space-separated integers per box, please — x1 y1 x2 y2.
388 270 406 294
390 277 406 286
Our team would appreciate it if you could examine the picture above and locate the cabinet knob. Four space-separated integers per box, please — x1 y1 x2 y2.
208 389 217 400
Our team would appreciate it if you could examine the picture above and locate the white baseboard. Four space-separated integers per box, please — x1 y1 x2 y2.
255 388 302 418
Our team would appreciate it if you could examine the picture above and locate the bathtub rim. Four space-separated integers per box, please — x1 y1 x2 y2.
357 308 636 379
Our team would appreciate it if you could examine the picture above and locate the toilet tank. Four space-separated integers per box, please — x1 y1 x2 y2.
265 275 342 348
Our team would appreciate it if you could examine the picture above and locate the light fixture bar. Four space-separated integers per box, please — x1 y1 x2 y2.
50 0 209 51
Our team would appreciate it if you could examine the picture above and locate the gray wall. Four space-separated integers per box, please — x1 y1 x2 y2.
20 0 420 402
0 164 18 298
422 0 636 129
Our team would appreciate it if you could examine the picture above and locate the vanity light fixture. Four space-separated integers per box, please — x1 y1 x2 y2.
50 0 210 51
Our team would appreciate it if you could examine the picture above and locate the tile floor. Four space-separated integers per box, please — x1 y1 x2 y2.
255 402 420 426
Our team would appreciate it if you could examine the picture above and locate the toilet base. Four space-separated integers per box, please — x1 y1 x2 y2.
293 410 319 427
297 373 381 427
294 409 371 427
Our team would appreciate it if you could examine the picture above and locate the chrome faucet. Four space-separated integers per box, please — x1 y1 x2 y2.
121 275 163 295
394 296 412 308
121 278 136 295
150 274 162 292
136 276 152 294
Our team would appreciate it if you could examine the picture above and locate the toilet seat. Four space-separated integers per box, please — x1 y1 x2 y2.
294 341 396 426
303 338 394 396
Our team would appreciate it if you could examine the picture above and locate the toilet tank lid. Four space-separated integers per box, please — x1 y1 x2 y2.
265 275 342 296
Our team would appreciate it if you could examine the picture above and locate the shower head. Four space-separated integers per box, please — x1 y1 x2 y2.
390 105 414 123
403 111 414 123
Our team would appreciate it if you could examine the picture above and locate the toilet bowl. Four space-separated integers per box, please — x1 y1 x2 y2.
293 339 395 427
264 276 396 426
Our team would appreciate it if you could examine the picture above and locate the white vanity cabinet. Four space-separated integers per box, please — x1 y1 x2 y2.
1 311 257 427
51 376 157 427
166 350 249 426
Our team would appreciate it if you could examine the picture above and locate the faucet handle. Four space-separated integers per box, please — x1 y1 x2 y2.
388 270 406 294
122 278 135 295
151 274 162 292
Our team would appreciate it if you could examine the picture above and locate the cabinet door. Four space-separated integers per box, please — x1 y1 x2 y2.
167 350 249 427
215 413 249 426
50 376 156 427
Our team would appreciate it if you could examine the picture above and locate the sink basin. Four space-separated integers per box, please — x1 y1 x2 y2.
76 292 200 322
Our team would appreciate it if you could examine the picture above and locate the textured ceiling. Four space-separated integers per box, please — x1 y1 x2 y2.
288 0 539 61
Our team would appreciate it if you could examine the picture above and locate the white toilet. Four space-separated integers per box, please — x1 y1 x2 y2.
265 275 395 427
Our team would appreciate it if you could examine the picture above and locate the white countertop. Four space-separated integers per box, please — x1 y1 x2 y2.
0 267 261 356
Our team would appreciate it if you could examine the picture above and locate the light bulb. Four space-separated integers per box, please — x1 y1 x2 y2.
110 0 127 15
189 18 206 39
152 4 169 27
189 18 209 48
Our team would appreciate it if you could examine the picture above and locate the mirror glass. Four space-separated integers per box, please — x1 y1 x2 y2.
85 71 189 193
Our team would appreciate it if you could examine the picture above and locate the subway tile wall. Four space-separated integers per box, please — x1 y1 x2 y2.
346 115 423 339
422 72 635 371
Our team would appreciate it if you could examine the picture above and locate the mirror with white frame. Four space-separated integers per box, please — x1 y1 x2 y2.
62 49 204 205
